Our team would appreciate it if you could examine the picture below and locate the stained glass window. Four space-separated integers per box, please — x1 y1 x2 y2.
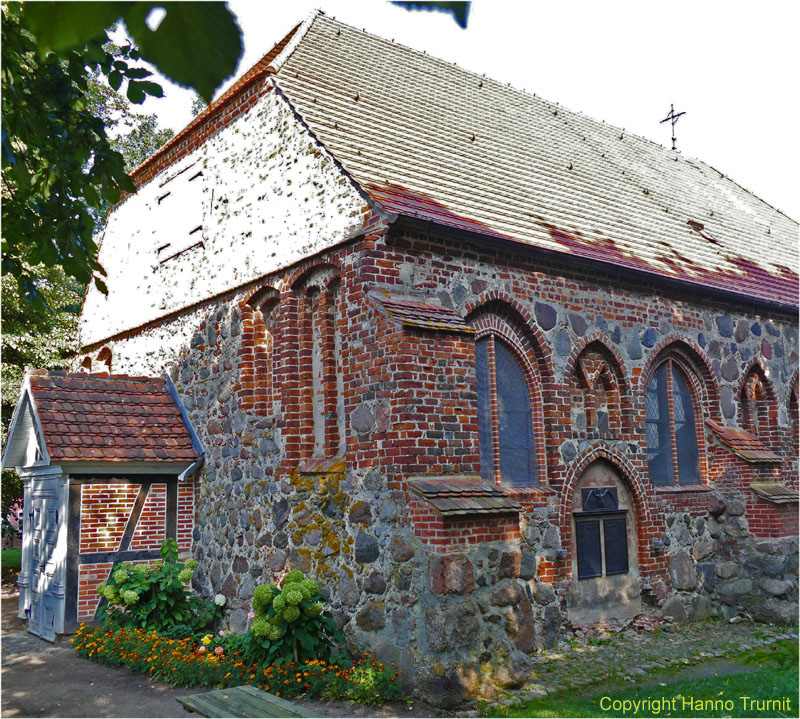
476 336 538 486
645 360 700 485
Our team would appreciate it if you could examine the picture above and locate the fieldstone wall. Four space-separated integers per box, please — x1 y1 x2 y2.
661 493 798 625
404 510 565 708
82 218 798 709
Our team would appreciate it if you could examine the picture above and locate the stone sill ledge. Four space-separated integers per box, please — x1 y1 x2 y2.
654 484 713 494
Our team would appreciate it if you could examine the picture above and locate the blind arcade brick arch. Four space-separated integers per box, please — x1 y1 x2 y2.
239 286 279 415
291 264 343 458
566 334 632 437
739 360 778 442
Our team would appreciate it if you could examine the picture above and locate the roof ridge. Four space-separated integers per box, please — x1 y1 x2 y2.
29 370 163 383
266 9 322 74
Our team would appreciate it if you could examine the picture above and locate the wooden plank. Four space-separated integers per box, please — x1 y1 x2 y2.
238 685 323 718
178 686 321 719
177 692 249 718
214 687 285 718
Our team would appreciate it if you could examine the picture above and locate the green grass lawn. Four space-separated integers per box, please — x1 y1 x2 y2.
493 661 799 718
2 548 21 569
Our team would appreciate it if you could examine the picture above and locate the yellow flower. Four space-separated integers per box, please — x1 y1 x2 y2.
201 634 212 646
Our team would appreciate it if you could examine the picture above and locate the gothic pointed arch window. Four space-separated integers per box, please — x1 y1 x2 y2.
645 360 701 485
476 335 538 487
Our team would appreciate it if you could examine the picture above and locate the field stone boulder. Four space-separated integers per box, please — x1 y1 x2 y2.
448 603 481 649
430 554 474 595
539 603 562 649
669 550 698 591
746 554 788 578
726 499 745 516
373 642 415 694
391 536 416 562
355 532 379 563
686 594 711 621
718 578 754 605
749 599 799 626
364 572 387 594
424 605 449 653
228 608 249 634
419 661 481 709
519 551 537 580
661 595 687 623
490 582 523 607
499 551 522 579
708 493 727 516
491 650 534 690
501 594 536 652
694 539 715 561
760 578 794 598
338 574 360 607
715 561 739 579
355 601 386 632
534 302 557 331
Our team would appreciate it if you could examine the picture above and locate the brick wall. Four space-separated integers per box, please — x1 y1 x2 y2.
129 484 166 551
77 562 113 621
79 484 139 553
76 480 195 621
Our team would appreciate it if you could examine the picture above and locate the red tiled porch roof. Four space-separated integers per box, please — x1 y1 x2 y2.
28 371 198 463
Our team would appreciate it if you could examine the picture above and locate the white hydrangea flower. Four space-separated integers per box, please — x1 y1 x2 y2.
214 593 227 607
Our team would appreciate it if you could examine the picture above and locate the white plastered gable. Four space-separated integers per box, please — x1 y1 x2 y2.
79 79 371 347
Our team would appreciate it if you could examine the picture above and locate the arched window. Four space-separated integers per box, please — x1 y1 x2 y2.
476 336 538 487
645 361 700 485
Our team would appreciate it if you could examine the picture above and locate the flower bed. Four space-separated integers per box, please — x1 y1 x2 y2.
72 624 406 705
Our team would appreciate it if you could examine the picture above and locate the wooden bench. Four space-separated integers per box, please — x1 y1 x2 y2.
178 685 322 718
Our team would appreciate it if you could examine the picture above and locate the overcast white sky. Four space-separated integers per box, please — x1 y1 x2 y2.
134 0 800 221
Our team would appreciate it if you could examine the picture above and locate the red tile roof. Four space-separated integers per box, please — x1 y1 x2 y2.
273 14 797 307
369 291 475 334
409 476 521 516
706 419 781 463
751 483 799 505
28 371 198 463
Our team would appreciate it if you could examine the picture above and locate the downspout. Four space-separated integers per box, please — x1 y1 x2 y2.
165 374 205 481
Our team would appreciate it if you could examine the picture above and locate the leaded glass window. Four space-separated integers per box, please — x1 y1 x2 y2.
645 360 700 485
476 336 538 487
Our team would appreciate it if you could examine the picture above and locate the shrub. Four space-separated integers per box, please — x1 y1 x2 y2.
237 570 342 666
98 538 221 634
322 653 409 705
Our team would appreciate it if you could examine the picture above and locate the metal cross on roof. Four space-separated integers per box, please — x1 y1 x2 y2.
660 104 686 151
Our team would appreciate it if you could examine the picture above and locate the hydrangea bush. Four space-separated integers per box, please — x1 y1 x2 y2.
238 569 342 665
97 538 221 634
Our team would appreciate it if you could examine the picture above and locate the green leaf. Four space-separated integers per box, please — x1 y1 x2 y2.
126 81 146 104
23 2 133 53
139 81 163 98
108 70 123 91
124 66 151 80
94 277 108 295
122 2 242 102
